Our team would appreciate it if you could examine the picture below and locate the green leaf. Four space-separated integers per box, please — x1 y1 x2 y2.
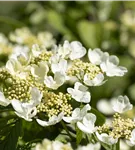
0 16 25 27
90 107 105 126
0 119 22 150
76 126 83 145
77 20 103 48
47 10 75 40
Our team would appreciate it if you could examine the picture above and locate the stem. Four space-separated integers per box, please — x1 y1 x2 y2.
112 139 120 150
60 121 73 139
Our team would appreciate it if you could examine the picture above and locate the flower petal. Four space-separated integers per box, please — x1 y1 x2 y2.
0 92 10 106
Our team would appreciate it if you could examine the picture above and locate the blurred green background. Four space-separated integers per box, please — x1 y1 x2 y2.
0 1 135 149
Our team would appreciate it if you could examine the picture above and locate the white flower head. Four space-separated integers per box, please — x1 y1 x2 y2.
0 91 10 106
100 55 127 77
67 82 91 103
63 104 91 124
11 88 42 121
44 72 66 90
96 132 118 145
77 113 97 134
36 112 64 127
112 95 133 113
84 73 105 86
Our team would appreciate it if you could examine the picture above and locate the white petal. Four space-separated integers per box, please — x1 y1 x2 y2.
37 113 64 127
77 121 92 134
30 87 42 105
32 44 41 57
54 72 66 85
96 132 118 145
36 119 50 126
0 92 10 106
6 59 22 75
80 92 91 103
130 129 135 145
11 99 24 114
88 48 103 65
109 55 119 65
51 59 67 74
70 41 86 60
75 82 88 91
77 113 96 134
80 104 91 117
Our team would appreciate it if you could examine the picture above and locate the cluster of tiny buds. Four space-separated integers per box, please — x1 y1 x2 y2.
30 50 53 65
37 91 72 118
67 59 101 80
98 113 135 140
3 77 31 102
26 73 47 92
0 69 12 81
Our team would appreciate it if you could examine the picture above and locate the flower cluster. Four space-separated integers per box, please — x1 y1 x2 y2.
96 96 135 146
0 32 133 148
33 138 100 150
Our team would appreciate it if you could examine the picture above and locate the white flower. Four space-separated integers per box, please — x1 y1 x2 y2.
0 91 10 106
30 87 43 105
10 45 29 60
112 95 133 113
11 88 42 121
57 41 86 60
63 104 91 124
96 132 118 145
51 59 67 74
77 113 96 134
36 112 64 127
49 54 60 64
31 61 49 83
6 58 22 75
100 55 127 77
88 49 127 77
84 73 105 86
6 58 28 79
67 82 91 103
32 44 42 57
37 32 56 48
44 72 66 90
77 143 101 150
88 48 105 65
31 44 47 57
